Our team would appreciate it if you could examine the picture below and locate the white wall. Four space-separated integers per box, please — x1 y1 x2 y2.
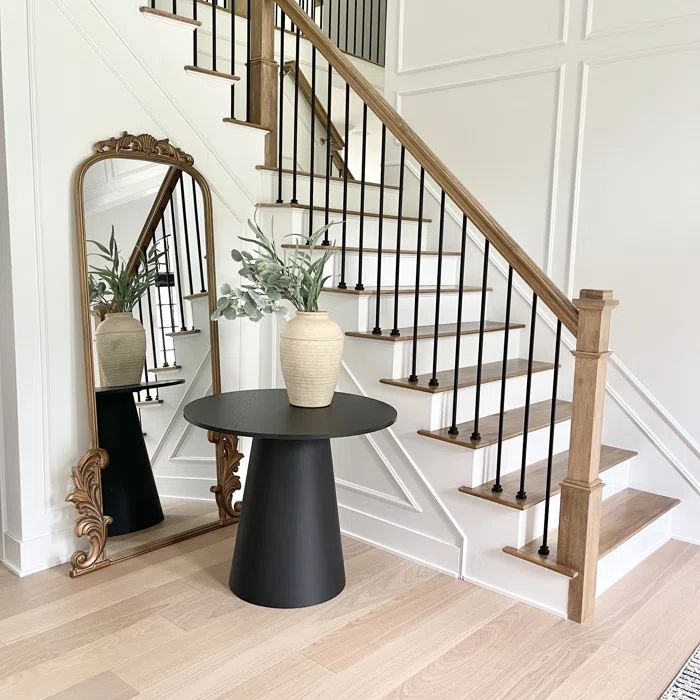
0 0 264 575
383 0 700 539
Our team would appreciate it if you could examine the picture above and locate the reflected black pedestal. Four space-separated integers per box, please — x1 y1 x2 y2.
229 437 345 608
96 391 164 537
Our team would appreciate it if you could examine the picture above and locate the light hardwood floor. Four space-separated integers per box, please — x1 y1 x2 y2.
0 527 697 699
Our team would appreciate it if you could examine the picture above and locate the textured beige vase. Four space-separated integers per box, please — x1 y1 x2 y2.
95 312 147 387
279 311 344 408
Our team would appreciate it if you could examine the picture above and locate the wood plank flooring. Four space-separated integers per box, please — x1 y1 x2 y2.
0 527 696 699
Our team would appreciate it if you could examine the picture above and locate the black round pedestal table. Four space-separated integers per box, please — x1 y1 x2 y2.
96 379 185 537
184 389 397 608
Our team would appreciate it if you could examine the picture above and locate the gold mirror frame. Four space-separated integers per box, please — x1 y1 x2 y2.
68 132 242 578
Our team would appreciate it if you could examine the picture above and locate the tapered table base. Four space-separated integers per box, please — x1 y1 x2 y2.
229 437 345 608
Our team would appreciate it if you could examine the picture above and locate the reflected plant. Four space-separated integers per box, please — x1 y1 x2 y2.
88 226 163 314
212 218 337 323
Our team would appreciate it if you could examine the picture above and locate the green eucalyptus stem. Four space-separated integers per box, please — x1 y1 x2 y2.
88 226 164 314
212 218 338 323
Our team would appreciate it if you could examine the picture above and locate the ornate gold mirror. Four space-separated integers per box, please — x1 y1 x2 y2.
68 133 242 577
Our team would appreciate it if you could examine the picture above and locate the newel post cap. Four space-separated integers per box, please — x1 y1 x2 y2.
574 289 619 311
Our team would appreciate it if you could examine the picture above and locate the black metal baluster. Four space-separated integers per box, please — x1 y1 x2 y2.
178 176 194 298
449 215 469 434
493 265 514 493
429 191 446 387
390 145 405 336
539 320 562 555
345 0 350 52
323 64 333 241
246 0 252 121
353 0 358 55
338 82 350 289
361 0 366 59
168 199 187 332
336 0 341 48
277 13 286 203
191 176 206 293
211 0 217 72
516 293 538 501
372 123 387 334
408 167 425 382
230 0 236 117
192 0 198 66
154 235 169 366
137 296 152 401
355 102 368 289
375 0 382 65
291 28 301 203
144 253 160 380
308 47 317 241
470 240 490 441
369 0 374 61
160 217 176 335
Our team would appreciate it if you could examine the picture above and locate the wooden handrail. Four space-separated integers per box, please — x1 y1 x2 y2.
283 60 354 180
126 166 181 276
275 0 579 335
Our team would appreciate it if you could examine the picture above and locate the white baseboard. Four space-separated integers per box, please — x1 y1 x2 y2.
3 528 74 577
339 503 462 577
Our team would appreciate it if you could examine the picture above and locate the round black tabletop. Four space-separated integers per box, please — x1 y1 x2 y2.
95 378 185 395
184 389 397 440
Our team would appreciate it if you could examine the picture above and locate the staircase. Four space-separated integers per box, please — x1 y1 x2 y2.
126 0 684 622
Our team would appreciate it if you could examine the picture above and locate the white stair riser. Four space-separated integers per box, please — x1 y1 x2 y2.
518 461 632 547
321 289 485 332
425 370 558 431
405 418 572 489
596 511 673 597
332 253 460 289
345 328 523 379
260 170 403 215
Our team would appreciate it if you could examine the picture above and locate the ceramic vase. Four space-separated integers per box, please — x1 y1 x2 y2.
95 312 147 387
279 311 344 408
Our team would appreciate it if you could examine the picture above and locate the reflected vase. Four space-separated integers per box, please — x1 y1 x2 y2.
95 312 147 387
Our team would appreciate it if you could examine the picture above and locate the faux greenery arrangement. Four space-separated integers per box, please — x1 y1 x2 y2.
88 227 162 314
212 219 336 323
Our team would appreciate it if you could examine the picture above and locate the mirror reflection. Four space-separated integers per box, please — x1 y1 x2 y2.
82 157 218 557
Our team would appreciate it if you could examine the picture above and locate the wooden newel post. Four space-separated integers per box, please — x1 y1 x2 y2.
248 0 278 166
557 289 618 623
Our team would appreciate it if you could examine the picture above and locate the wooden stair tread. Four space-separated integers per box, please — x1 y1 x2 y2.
504 488 680 578
184 65 240 81
223 118 270 132
166 329 201 337
282 243 461 256
418 399 572 450
136 399 164 407
140 6 202 26
346 320 523 342
183 292 208 301
148 365 182 373
257 202 431 223
256 164 399 190
324 286 483 297
381 358 555 394
460 445 637 510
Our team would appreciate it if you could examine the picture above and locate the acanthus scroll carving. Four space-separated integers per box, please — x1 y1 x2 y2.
66 448 112 577
208 432 243 521
94 132 194 166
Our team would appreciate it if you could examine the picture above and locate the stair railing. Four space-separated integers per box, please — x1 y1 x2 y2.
126 167 209 404
254 0 618 622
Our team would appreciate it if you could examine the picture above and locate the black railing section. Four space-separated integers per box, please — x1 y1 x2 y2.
132 172 208 405
270 1 568 557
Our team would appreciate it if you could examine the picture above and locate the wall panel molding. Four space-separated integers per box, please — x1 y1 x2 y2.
396 0 569 75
